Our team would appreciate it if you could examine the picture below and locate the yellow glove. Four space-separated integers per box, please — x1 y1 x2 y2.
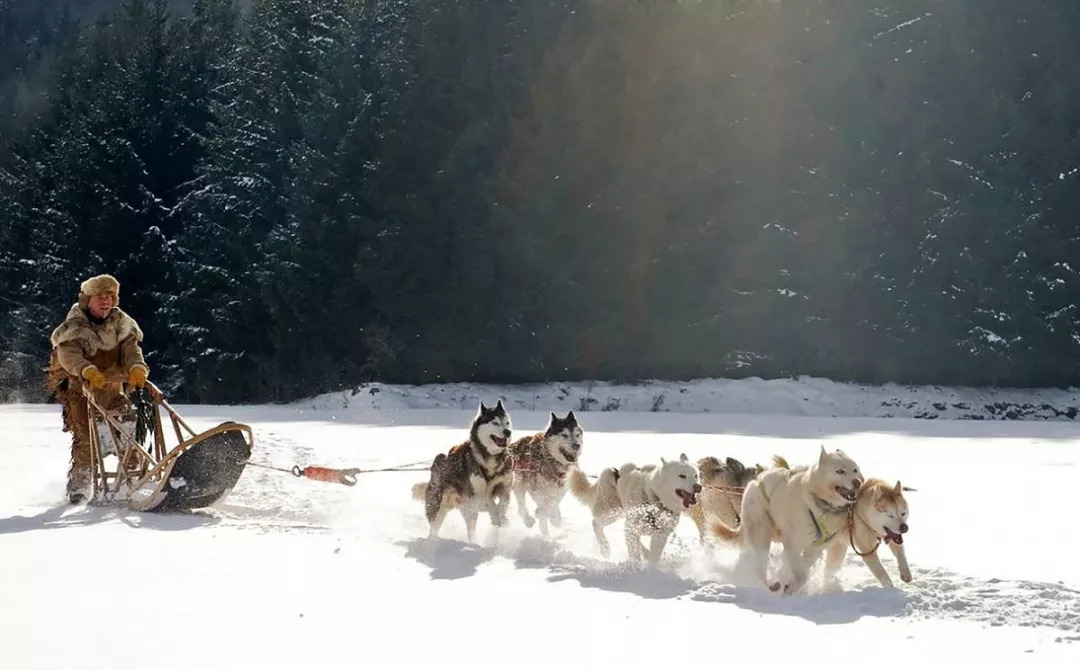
128 365 148 388
82 365 105 389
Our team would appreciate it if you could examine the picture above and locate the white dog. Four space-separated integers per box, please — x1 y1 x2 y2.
570 453 701 568
710 447 863 594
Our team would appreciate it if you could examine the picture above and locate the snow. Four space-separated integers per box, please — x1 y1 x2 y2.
298 375 1080 421
3 376 1080 669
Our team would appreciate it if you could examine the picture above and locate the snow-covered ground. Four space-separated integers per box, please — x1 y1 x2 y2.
2 376 1079 669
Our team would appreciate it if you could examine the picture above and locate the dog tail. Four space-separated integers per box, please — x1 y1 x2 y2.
411 454 444 500
771 455 790 470
568 466 597 505
709 519 740 543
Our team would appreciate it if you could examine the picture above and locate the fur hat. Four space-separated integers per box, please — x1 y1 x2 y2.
78 274 120 309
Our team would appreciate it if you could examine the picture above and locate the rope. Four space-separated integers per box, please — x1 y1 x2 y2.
244 459 432 487
703 483 745 493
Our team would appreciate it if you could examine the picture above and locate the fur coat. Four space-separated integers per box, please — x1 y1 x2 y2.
49 303 148 379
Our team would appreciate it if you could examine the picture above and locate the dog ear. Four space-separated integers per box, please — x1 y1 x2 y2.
495 399 505 412
680 452 688 463
550 411 558 423
725 457 746 477
819 444 828 462
660 456 667 465
478 400 489 413
893 480 902 494
566 410 576 422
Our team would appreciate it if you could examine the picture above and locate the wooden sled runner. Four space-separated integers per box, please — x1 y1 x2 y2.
81 378 253 513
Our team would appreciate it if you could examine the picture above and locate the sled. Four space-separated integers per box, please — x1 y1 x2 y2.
80 377 253 513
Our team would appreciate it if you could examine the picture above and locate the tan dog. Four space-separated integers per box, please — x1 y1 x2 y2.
688 456 764 542
825 478 913 588
710 447 863 595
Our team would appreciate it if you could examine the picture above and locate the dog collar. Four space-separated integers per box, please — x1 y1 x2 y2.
811 494 849 515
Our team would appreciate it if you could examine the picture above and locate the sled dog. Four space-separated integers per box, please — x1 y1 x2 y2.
570 453 701 568
410 400 513 543
688 455 765 542
709 447 863 594
508 410 583 537
825 477 912 588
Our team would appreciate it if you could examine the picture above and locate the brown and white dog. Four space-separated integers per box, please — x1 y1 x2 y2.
688 455 764 542
411 400 513 543
824 477 913 588
508 410 584 537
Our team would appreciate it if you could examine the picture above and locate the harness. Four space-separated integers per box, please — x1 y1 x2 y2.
511 445 570 485
846 506 882 557
807 507 839 547
759 469 846 548
703 483 745 524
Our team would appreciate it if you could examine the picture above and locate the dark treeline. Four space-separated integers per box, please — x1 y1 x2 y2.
2 0 1079 404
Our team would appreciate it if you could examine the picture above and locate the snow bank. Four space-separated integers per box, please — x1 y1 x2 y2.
293 375 1080 421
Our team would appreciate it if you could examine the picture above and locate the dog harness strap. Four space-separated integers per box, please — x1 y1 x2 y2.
847 508 882 557
808 508 836 546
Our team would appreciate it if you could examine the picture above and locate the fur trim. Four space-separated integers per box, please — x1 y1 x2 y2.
80 274 120 297
50 303 143 355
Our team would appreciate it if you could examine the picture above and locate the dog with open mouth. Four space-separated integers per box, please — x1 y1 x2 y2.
569 453 701 569
411 400 514 543
709 447 863 595
508 410 584 537
824 477 913 588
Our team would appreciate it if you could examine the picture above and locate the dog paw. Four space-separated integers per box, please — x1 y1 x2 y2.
769 581 796 595
901 573 912 583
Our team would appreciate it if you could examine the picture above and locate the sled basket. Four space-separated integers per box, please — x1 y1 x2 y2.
82 378 253 513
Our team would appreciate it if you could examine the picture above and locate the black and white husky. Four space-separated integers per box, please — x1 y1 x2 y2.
411 400 514 543
508 410 584 537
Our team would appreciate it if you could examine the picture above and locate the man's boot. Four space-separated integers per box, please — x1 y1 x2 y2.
67 426 94 504
66 466 91 504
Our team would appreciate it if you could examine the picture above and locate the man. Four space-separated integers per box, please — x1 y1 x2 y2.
45 273 150 503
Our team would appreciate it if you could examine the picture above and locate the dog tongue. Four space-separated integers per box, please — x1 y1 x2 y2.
678 490 696 508
885 530 904 545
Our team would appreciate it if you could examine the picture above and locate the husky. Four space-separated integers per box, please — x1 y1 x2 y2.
508 410 583 537
709 446 863 595
410 400 513 543
688 455 765 542
569 453 701 568
824 477 912 588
